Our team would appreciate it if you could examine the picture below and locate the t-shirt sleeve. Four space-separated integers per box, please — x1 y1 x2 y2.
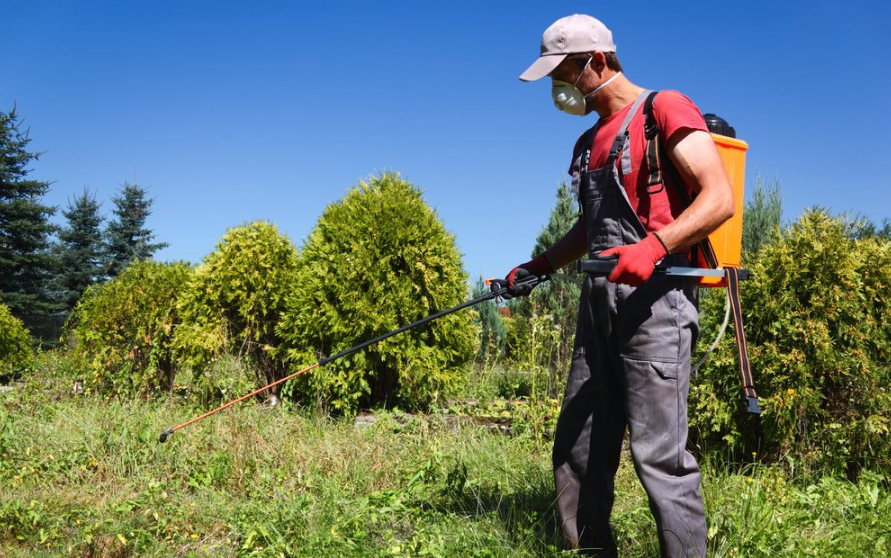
652 90 709 144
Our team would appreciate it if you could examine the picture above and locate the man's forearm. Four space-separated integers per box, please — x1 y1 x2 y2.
542 220 589 270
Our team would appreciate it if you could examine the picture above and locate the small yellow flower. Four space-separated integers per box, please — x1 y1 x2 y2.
787 388 795 395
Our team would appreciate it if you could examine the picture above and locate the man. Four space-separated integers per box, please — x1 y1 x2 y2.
505 14 735 557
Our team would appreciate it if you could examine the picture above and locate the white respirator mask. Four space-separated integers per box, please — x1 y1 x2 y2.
552 56 622 115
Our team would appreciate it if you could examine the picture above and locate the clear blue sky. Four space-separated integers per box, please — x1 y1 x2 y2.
3 1 889 282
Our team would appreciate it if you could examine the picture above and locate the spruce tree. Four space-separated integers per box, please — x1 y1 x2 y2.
509 181 582 394
52 188 105 309
0 107 58 316
531 180 580 260
103 182 168 278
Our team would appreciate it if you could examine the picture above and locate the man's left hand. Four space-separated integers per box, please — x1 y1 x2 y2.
599 234 668 286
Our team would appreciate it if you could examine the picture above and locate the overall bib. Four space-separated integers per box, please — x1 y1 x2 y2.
553 91 707 557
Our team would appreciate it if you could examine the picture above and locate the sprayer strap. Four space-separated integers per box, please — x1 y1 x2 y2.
726 267 760 413
643 91 720 269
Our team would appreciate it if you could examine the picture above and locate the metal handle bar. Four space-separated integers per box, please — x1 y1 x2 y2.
577 256 750 280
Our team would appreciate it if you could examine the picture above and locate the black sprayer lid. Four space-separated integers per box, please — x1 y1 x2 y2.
702 113 736 138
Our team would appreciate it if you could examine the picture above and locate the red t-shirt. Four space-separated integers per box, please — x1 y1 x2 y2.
569 90 708 233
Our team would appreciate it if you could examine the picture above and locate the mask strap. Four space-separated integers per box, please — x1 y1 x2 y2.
572 57 593 88
585 71 622 99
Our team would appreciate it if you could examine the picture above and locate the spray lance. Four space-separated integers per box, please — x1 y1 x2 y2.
158 273 548 443
159 253 758 443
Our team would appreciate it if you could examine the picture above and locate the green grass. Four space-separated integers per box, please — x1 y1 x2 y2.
1 358 889 557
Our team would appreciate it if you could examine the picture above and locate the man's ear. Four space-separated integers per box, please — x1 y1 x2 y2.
590 51 608 72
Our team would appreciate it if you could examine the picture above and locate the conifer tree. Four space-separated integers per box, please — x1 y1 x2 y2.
0 107 58 316
103 182 168 278
531 180 580 260
508 181 582 393
279 172 474 414
52 188 105 309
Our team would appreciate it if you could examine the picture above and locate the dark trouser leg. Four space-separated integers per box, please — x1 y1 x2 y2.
622 279 706 558
624 357 706 557
553 282 625 557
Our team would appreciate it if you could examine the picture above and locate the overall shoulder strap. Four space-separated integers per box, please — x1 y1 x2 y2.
609 90 650 164
577 90 652 173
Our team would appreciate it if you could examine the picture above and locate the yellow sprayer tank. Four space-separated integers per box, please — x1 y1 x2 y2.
700 114 747 288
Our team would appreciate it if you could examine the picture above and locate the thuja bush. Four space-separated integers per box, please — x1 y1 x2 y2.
0 302 31 376
175 220 299 397
65 260 192 396
279 173 475 415
690 209 891 479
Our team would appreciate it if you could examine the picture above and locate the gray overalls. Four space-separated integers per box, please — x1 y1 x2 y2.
553 91 707 557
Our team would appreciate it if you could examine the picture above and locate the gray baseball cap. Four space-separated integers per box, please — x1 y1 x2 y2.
519 14 617 82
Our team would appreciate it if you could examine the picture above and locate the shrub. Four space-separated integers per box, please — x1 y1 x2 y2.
690 209 891 479
65 260 192 396
175 220 299 397
0 302 31 377
279 173 475 415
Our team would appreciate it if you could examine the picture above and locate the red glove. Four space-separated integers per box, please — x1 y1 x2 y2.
599 234 668 286
505 254 554 298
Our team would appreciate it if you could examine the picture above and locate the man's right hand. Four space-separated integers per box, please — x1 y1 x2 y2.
504 254 554 299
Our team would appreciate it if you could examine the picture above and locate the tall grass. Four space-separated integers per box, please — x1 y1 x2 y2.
1 355 889 557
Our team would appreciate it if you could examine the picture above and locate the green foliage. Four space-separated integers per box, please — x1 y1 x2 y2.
703 465 891 557
741 174 783 261
279 172 474 415
103 182 169 279
0 302 31 375
507 181 581 396
691 209 891 479
3 360 890 558
66 259 192 396
504 309 565 398
531 181 579 259
50 188 105 310
470 276 507 368
0 106 59 316
175 220 299 397
851 214 891 241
